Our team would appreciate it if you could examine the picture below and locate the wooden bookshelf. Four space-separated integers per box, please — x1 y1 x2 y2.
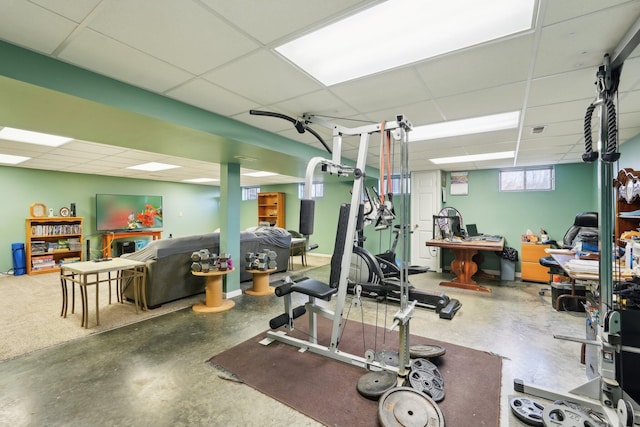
25 217 83 275
257 192 285 228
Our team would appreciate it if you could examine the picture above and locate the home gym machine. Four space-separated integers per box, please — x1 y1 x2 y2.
252 110 446 423
513 26 640 426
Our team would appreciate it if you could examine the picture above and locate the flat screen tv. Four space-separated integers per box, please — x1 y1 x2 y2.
96 194 163 232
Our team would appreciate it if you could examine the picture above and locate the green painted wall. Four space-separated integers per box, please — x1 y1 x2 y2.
240 176 386 257
1 166 219 273
440 162 598 272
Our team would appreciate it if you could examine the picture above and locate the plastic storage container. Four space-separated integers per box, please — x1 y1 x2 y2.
500 258 515 281
11 243 26 276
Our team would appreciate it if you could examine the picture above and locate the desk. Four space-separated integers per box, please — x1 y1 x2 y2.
245 268 277 296
549 253 633 310
425 238 504 293
60 258 146 328
191 269 234 313
102 231 162 258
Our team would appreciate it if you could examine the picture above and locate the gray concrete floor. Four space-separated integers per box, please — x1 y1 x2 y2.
0 265 595 426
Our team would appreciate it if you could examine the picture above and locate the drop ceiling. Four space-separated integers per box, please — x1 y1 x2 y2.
1 0 640 186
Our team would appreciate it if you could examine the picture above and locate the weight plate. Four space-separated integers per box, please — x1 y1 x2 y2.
365 349 375 363
356 370 397 400
617 399 635 427
409 344 446 359
408 367 445 402
542 402 601 427
411 358 444 382
378 386 445 427
509 396 544 426
376 350 400 367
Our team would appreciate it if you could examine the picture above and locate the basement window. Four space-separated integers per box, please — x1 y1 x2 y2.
499 167 555 192
298 182 324 199
242 187 260 201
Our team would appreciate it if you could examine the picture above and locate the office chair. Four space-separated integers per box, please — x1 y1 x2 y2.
539 211 598 309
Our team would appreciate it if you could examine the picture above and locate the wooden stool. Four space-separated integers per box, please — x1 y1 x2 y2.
245 268 277 296
192 269 235 313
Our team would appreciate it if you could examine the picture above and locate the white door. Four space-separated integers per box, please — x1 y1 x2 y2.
411 171 442 272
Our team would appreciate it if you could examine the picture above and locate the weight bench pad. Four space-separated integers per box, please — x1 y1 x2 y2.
292 279 337 301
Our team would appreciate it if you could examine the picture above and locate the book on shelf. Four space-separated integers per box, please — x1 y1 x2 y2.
30 223 82 237
31 255 56 270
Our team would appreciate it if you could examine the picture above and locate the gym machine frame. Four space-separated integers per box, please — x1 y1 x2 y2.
261 113 415 383
514 16 640 425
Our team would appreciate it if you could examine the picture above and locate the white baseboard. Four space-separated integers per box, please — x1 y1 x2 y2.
226 288 242 298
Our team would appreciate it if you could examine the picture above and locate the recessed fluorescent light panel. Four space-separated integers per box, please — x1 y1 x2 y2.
430 151 515 165
127 162 180 172
244 171 279 177
410 111 520 141
0 153 30 164
276 0 535 86
183 178 219 183
0 127 73 147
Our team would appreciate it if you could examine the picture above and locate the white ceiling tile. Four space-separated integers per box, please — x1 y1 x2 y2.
435 82 527 120
528 68 597 107
166 78 256 117
87 0 259 75
330 68 429 113
543 0 634 26
524 98 593 126
31 0 102 23
0 0 76 54
535 3 640 78
58 29 194 93
415 35 533 99
270 90 358 119
203 50 322 105
200 0 376 44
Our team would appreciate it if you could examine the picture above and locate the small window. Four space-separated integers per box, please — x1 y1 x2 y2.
242 187 260 201
499 167 554 192
298 182 324 198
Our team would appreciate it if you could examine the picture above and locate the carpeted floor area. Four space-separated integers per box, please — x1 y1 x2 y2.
0 254 326 361
209 314 502 427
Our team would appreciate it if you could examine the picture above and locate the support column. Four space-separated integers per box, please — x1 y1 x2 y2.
220 163 241 295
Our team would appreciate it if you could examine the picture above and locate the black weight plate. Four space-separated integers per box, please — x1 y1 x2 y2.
509 396 544 426
409 344 446 359
411 358 444 382
408 368 445 402
376 350 400 367
356 370 397 400
378 386 445 427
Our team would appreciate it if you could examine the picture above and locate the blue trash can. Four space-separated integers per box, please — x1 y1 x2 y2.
12 243 26 276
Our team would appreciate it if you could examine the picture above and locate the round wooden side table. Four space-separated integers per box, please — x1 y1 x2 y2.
192 269 235 313
244 268 277 296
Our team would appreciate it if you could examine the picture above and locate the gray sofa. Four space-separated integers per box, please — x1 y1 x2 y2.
121 228 291 308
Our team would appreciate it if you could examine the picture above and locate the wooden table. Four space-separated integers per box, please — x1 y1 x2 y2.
60 258 146 328
102 230 161 258
191 269 234 313
245 268 277 296
425 237 504 293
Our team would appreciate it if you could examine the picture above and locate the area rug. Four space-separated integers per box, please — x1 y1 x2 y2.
209 315 502 426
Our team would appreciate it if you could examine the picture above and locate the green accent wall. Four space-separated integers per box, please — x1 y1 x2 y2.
1 166 219 273
440 162 598 272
